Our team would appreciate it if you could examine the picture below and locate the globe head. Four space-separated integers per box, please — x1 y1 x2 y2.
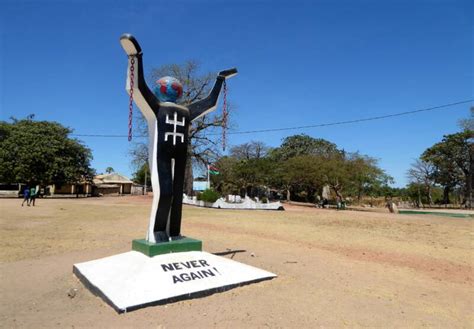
154 76 183 103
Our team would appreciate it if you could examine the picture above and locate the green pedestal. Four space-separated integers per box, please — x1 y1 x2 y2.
132 237 202 257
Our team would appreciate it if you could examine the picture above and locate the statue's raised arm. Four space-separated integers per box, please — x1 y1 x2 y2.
120 34 160 116
188 68 238 121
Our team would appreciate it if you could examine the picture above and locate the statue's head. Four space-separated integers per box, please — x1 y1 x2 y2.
154 76 183 103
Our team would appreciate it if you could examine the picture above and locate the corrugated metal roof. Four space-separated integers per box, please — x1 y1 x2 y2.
94 173 133 184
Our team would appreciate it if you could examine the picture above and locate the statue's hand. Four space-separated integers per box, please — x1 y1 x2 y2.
218 68 238 79
120 34 142 56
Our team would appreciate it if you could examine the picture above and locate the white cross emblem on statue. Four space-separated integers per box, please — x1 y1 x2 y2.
164 112 186 145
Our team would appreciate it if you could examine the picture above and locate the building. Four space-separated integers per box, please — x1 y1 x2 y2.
0 173 135 198
92 173 134 196
50 182 93 196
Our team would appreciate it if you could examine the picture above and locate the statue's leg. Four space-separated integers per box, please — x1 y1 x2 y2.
169 155 187 237
146 121 159 242
154 152 173 238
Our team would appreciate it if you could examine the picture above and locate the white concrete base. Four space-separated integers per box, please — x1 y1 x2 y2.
73 251 276 313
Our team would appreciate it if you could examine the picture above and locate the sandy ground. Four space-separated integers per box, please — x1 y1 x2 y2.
0 196 473 328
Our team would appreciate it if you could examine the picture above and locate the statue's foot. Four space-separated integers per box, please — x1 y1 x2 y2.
169 235 184 242
153 231 169 243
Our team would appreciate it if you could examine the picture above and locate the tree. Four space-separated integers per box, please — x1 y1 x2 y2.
212 137 393 203
0 117 95 185
105 167 115 174
346 153 393 202
318 154 350 200
458 107 474 132
407 159 435 206
211 155 276 197
132 162 151 187
229 141 270 160
129 139 148 169
129 60 231 195
278 155 324 201
210 156 240 195
270 134 340 161
233 157 276 196
421 131 472 206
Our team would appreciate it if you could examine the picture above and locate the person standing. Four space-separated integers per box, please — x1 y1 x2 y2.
21 186 30 207
29 186 37 207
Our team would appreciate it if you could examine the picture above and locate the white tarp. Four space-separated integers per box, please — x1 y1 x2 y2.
183 195 284 210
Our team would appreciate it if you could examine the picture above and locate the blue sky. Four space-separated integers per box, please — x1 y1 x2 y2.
1 0 472 187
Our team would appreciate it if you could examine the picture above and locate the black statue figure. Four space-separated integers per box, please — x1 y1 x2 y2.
120 34 237 243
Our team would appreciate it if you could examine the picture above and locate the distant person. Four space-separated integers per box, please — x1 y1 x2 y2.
29 186 37 207
21 186 30 207
386 198 398 214
315 195 321 208
336 196 342 210
322 198 328 208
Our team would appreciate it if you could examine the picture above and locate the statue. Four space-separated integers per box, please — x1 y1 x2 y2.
120 34 237 243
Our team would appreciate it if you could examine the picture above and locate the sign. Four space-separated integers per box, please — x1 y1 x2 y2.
73 251 276 313
192 181 209 191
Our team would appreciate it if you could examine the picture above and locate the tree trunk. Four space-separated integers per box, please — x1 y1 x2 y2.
443 186 450 207
427 185 433 206
468 173 473 209
468 149 473 209
286 188 291 202
417 185 422 208
333 187 343 201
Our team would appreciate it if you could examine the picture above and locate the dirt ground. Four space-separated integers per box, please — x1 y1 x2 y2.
0 196 473 328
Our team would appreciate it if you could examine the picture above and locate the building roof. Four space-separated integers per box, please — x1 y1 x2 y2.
93 173 133 185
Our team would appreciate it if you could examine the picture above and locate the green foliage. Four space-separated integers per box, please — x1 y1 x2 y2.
213 135 391 202
421 131 472 204
211 155 277 196
270 134 340 161
132 163 151 186
402 183 445 207
345 153 394 200
277 155 325 201
0 118 95 185
199 189 220 203
297 191 308 200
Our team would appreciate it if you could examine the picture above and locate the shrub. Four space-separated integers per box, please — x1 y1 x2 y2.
297 191 308 201
261 196 268 203
196 192 202 201
200 189 220 203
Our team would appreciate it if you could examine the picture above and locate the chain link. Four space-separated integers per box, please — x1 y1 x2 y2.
128 57 135 142
222 80 228 151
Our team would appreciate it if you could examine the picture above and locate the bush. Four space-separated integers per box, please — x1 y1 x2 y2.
196 192 202 201
297 191 308 201
200 189 220 203
261 196 268 203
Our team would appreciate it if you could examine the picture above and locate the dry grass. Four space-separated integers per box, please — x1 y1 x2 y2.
0 196 472 328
